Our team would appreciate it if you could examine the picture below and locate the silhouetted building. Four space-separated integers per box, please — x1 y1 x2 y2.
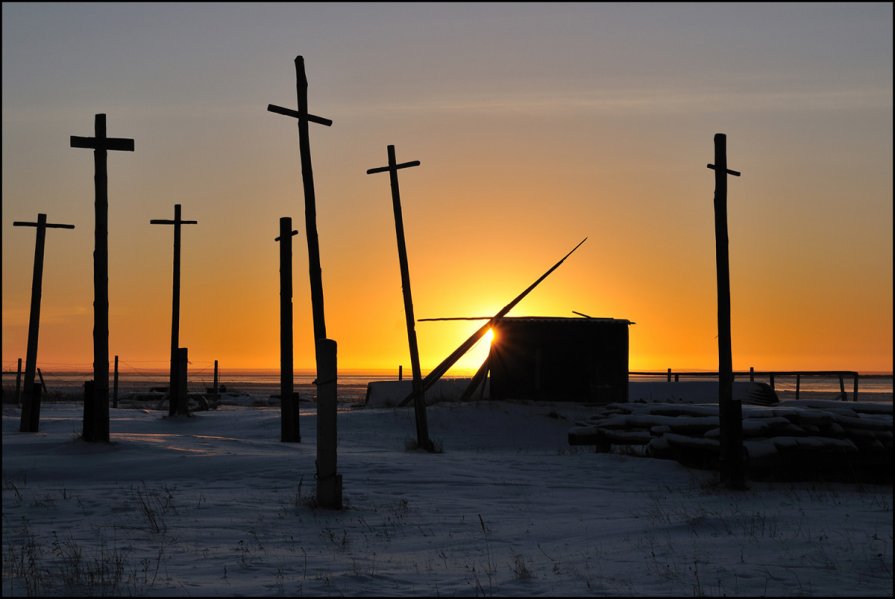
487 317 632 403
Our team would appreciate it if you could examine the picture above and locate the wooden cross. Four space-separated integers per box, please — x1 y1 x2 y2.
268 55 332 345
150 204 198 416
367 145 432 452
71 113 134 442
707 132 745 489
276 217 301 442
269 55 341 508
13 214 75 432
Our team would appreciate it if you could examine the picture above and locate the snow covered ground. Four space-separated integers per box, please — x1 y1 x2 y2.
3 400 892 596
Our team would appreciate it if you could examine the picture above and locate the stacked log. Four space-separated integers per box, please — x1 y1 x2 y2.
568 399 892 482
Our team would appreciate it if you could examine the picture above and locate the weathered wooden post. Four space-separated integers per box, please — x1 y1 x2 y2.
398 365 403 382
316 338 341 508
707 132 746 489
268 55 341 505
113 355 119 408
71 114 134 442
14 213 75 432
213 359 219 396
367 145 433 452
150 204 198 416
15 358 23 406
277 217 301 442
174 347 189 416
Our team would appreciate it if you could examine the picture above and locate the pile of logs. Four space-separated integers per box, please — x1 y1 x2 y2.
569 399 892 482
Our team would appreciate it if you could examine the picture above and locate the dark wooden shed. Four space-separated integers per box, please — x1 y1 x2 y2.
486 317 632 403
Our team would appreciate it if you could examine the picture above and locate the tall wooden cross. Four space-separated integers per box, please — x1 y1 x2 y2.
150 204 198 416
276 217 300 442
268 55 341 508
13 213 75 432
367 145 433 452
267 55 332 346
71 113 134 442
707 132 746 489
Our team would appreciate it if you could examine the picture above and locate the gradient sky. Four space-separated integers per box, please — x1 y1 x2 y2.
3 2 892 376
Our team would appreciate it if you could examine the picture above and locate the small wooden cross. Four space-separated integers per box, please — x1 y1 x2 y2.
276 217 300 442
150 204 198 416
13 214 75 433
367 145 432 452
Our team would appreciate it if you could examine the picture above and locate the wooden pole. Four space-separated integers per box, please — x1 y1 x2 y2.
398 365 403 381
14 214 75 432
316 338 342 508
367 144 431 451
277 217 300 442
796 374 801 400
113 355 119 408
749 366 754 382
708 132 745 489
71 113 134 442
853 374 858 402
839 374 846 400
213 359 219 395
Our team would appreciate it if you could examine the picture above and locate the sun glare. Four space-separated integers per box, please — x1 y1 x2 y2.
483 328 495 344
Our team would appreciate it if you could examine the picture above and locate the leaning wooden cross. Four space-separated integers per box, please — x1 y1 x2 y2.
71 114 134 442
276 217 301 443
707 132 746 489
150 204 198 416
13 214 75 432
367 145 433 452
268 55 341 508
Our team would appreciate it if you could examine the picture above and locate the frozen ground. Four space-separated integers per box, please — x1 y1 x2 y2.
2 400 892 596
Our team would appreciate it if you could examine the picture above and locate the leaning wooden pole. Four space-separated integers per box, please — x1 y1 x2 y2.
277 217 300 442
14 213 75 432
367 145 432 451
709 133 746 489
399 238 587 407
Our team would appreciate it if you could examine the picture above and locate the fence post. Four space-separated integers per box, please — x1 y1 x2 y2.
795 374 801 400
769 373 775 390
15 358 22 406
839 374 845 400
667 368 672 383
113 355 119 408
853 374 859 402
749 366 754 382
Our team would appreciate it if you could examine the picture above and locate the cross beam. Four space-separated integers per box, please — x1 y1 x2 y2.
14 214 74 433
71 113 134 443
367 144 432 451
150 204 197 416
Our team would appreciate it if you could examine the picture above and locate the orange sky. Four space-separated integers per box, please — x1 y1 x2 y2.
3 4 892 376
